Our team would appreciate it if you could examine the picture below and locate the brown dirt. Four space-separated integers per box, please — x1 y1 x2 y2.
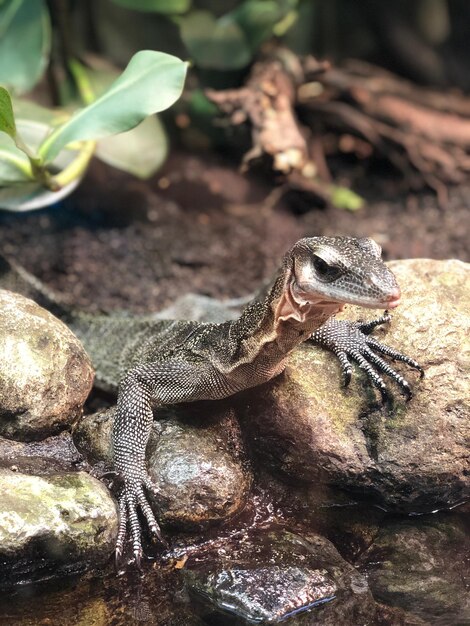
0 150 468 313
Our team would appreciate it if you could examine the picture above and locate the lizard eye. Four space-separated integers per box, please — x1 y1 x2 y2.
313 255 342 281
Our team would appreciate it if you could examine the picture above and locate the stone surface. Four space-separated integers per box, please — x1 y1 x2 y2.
239 259 470 512
0 431 82 474
0 290 94 441
74 401 252 528
0 564 207 626
182 527 377 625
358 512 470 624
0 468 117 586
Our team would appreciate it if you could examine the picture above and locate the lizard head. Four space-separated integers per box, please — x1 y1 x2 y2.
285 236 401 313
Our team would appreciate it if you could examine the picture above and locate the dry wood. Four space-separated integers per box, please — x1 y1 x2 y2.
207 47 470 206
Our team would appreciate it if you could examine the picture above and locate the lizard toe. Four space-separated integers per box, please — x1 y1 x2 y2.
136 486 165 544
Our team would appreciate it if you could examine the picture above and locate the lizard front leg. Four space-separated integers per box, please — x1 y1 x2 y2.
309 313 424 401
112 357 215 568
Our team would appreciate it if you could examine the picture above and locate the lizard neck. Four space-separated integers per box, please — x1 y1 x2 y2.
226 263 343 373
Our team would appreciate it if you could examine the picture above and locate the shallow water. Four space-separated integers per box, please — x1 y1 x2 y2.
0 477 468 626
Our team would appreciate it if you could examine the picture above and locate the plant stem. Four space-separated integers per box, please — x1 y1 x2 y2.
68 59 96 105
51 140 95 188
0 149 34 179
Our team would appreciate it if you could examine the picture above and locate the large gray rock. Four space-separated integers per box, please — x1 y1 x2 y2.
240 259 469 512
182 527 377 625
0 468 117 586
358 512 470 624
74 401 252 528
0 290 94 441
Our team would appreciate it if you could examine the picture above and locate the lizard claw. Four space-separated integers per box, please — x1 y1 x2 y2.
133 548 143 572
310 315 423 401
114 473 167 568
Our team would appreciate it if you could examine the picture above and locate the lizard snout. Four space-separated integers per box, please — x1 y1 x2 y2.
384 285 401 308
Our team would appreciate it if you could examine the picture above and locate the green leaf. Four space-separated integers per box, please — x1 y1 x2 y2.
0 86 16 139
81 66 118 100
95 115 168 179
231 0 297 52
39 50 187 163
110 0 191 13
12 97 69 128
0 0 51 94
110 0 190 13
282 0 316 55
0 87 44 166
180 10 252 70
330 186 364 211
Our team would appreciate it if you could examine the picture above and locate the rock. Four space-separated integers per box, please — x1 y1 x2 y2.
152 293 242 323
1 556 206 626
255 469 386 563
73 406 115 466
0 468 117 586
375 603 430 626
182 527 377 625
74 401 252 528
239 259 470 512
0 431 83 474
358 513 470 624
0 290 94 441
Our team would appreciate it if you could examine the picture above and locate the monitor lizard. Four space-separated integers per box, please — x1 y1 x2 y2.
0 237 423 568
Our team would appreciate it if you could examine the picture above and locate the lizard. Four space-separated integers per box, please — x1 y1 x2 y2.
0 236 423 567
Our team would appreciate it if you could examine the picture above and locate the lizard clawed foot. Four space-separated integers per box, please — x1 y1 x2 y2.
310 313 424 402
114 474 166 570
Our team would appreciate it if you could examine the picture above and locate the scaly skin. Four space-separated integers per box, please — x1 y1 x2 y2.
0 237 423 567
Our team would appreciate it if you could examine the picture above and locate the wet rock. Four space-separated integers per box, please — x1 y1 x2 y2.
182 527 377 625
358 513 470 624
0 468 117 586
0 290 94 441
74 401 252 528
375 603 430 626
255 469 386 563
0 565 207 626
0 431 82 474
240 259 470 512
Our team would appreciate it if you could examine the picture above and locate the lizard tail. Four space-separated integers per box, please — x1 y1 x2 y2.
0 254 75 324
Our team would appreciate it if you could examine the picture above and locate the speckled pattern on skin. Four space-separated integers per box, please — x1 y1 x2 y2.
0 237 423 567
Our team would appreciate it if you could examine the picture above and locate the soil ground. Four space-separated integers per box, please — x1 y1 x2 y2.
0 150 468 313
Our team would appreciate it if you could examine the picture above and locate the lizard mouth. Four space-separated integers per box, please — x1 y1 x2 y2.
383 286 401 309
385 295 401 309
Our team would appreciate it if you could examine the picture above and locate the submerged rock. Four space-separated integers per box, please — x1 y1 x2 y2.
358 512 470 624
0 560 207 626
74 401 252 528
240 259 470 512
0 290 94 441
0 468 117 586
182 527 377 624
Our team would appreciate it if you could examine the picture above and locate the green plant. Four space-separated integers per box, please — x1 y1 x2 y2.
0 50 187 209
0 0 51 96
179 0 298 71
110 0 300 71
0 0 187 210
